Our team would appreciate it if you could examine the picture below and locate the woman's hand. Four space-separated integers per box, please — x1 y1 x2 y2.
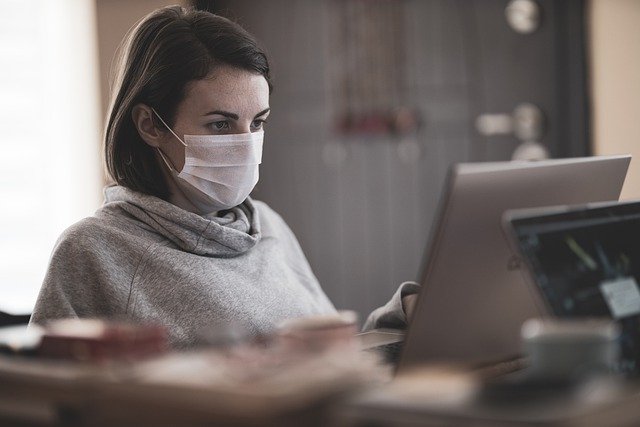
401 293 419 322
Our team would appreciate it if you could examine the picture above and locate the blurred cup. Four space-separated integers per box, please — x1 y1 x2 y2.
277 310 359 353
521 318 620 381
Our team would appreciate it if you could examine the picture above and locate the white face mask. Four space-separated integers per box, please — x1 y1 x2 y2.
152 108 264 213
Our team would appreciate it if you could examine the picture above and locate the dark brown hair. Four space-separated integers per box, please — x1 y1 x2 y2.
104 6 272 198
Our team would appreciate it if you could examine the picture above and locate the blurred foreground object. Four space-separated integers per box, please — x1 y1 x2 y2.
521 318 620 381
0 332 384 426
39 319 168 362
0 324 43 356
277 310 359 353
335 366 639 427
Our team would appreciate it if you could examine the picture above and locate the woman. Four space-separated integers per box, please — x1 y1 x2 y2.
31 6 419 348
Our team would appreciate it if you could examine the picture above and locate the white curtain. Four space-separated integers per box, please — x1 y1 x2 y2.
0 0 102 314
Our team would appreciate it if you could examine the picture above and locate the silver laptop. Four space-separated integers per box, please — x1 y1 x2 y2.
396 155 630 373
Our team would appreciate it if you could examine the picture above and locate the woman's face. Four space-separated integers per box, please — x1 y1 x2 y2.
160 64 270 172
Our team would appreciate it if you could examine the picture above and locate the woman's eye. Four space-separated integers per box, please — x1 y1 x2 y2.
251 119 266 130
211 121 229 131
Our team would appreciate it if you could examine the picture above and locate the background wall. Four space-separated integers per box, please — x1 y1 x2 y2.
212 0 591 319
590 0 640 200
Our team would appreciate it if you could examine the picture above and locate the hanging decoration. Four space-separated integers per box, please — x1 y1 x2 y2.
326 0 421 138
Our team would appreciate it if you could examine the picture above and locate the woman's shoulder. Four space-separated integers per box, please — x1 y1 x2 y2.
251 199 279 219
56 216 110 246
251 199 290 233
249 199 307 255
53 211 158 256
50 218 104 259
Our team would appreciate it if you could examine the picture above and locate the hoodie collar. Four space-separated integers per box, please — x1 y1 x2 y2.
103 186 261 257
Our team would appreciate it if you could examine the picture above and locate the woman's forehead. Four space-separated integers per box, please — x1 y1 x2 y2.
182 66 269 116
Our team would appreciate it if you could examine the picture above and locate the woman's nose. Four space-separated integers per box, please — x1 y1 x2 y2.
236 122 252 134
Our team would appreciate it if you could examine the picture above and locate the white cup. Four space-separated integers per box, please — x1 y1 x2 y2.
521 318 619 381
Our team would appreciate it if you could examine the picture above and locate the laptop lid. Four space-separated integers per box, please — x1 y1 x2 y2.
504 199 640 373
397 155 630 373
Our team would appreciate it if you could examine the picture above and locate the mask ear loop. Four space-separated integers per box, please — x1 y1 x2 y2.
156 145 178 173
150 107 187 173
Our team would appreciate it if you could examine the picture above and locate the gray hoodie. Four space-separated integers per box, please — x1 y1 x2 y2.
31 186 417 347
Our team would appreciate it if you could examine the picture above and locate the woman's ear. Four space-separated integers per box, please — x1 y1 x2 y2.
132 104 165 148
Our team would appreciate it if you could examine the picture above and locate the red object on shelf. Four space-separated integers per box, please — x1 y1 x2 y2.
335 108 421 137
38 319 169 362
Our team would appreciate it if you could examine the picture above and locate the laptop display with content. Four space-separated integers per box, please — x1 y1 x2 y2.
505 200 640 373
397 155 630 373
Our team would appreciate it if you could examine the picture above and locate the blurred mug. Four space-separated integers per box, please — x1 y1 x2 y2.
521 318 620 381
277 310 359 353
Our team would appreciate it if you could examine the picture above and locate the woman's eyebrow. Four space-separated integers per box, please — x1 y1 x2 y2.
203 110 239 120
254 108 270 118
202 108 270 120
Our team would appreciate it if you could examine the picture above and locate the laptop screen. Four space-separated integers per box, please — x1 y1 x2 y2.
510 201 640 373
